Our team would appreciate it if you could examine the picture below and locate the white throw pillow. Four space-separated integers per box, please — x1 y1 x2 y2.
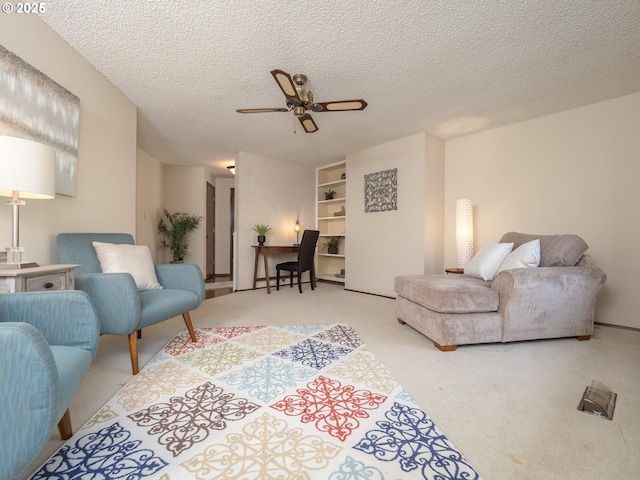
496 239 541 274
464 242 514 281
92 242 163 291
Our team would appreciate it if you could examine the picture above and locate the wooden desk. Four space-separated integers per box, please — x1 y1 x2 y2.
252 245 299 294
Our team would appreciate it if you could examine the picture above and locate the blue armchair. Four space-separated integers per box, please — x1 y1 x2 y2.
0 290 99 480
57 233 205 375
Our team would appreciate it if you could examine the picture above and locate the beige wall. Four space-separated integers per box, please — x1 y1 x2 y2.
136 148 165 262
235 151 315 290
445 93 640 328
163 165 207 273
423 133 446 274
0 15 137 264
346 132 445 297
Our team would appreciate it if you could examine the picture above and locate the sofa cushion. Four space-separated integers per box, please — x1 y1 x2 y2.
499 232 588 267
394 274 499 314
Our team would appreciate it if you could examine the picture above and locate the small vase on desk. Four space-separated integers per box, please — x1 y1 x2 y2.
258 235 266 246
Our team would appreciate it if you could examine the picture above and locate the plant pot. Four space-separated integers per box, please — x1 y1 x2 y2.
325 194 334 200
258 235 266 246
328 246 338 254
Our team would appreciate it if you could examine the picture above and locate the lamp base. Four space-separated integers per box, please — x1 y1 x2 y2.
0 247 39 269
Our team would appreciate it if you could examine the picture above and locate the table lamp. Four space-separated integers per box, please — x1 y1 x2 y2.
294 219 300 245
0 135 56 268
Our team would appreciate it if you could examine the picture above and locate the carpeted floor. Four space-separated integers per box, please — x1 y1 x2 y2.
27 323 481 479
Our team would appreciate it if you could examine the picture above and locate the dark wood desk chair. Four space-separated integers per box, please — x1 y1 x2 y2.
276 230 320 293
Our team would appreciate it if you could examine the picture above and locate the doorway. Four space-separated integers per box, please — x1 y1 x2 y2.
205 180 235 283
206 182 215 280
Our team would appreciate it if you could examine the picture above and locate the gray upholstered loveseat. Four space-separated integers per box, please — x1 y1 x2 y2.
394 232 606 351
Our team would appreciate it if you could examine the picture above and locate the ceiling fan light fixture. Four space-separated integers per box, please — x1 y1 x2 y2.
298 88 313 105
293 105 305 117
292 74 307 86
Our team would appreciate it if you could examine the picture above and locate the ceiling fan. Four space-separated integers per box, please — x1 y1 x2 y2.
236 69 368 133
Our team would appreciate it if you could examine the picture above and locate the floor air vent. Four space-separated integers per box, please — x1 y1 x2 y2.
578 380 617 420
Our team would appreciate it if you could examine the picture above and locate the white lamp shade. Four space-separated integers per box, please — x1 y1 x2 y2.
456 198 474 268
0 135 56 199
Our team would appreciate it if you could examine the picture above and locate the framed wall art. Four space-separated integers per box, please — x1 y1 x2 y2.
364 168 397 213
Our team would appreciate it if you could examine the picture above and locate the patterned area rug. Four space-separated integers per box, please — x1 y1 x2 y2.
29 324 482 479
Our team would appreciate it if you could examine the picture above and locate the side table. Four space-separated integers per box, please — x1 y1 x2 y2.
0 264 80 293
445 268 465 274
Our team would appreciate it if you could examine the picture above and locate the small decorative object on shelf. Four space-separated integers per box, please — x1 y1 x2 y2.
323 236 343 254
324 188 336 200
341 173 346 180
253 223 272 246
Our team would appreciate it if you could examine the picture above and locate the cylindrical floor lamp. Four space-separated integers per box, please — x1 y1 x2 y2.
455 198 474 269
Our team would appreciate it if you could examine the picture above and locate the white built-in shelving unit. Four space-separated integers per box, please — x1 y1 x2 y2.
316 161 346 284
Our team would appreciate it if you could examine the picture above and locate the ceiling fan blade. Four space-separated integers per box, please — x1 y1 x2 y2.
298 114 318 133
271 69 301 102
315 99 368 112
236 108 289 114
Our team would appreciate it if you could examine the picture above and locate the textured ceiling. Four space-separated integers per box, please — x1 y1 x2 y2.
40 1 640 176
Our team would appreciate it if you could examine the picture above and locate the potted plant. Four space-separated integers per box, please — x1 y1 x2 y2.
157 209 202 262
323 236 343 254
253 223 272 246
324 188 336 200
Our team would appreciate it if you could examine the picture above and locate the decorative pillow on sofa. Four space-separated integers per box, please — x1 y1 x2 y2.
464 242 514 281
92 242 163 291
496 239 540 274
